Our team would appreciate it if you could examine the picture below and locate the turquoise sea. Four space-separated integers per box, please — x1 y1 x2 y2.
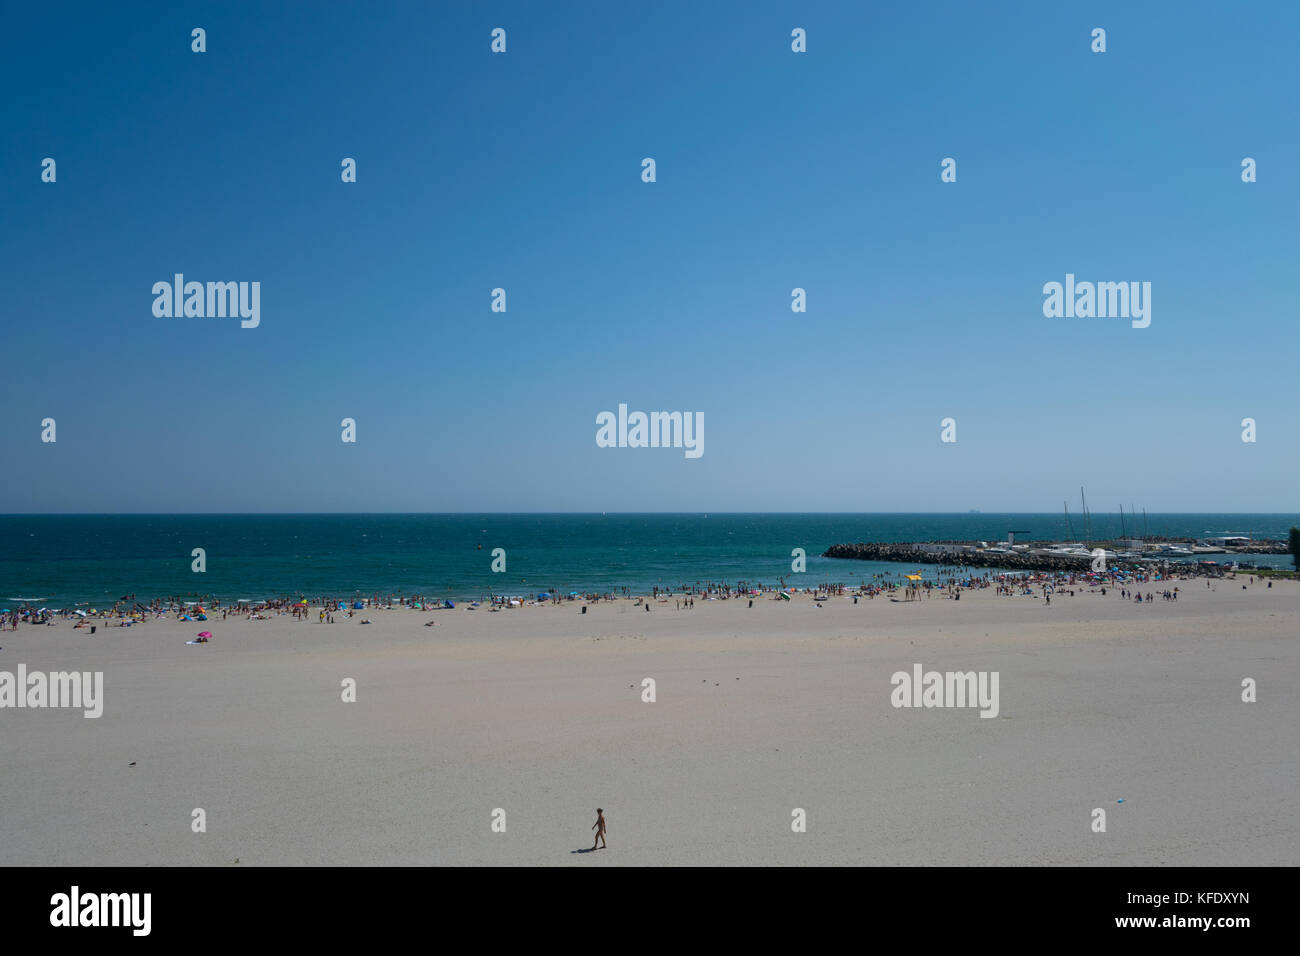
1 514 1294 606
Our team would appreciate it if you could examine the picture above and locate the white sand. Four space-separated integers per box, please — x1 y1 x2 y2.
1 577 1297 866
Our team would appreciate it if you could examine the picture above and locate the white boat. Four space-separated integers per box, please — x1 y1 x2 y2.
1030 544 1091 559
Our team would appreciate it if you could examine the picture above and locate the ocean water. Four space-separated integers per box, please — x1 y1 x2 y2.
0 514 1294 607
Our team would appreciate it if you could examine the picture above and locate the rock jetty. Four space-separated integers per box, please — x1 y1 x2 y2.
820 542 1224 574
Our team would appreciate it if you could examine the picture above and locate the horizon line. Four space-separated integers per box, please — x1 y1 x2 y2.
2 511 1297 518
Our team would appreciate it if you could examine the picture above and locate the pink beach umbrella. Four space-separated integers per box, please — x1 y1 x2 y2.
197 631 212 639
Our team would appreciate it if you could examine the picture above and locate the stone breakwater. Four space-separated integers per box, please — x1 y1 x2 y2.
821 543 1225 575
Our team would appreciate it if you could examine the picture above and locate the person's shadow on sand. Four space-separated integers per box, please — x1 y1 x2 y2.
570 847 599 854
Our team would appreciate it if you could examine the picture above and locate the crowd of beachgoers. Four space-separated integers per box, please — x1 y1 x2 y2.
1 561 1274 633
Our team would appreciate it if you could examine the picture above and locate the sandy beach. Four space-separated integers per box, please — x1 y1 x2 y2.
2 578 1297 866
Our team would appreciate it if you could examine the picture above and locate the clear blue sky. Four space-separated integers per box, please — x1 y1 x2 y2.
3 1 1297 512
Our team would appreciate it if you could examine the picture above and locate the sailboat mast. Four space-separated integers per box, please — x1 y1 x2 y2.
1064 501 1077 542
1080 487 1090 547
1120 504 1127 540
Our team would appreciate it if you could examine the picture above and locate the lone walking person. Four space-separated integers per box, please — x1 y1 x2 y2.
591 808 607 849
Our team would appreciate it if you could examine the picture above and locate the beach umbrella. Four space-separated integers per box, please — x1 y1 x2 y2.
197 631 212 638
905 574 923 581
